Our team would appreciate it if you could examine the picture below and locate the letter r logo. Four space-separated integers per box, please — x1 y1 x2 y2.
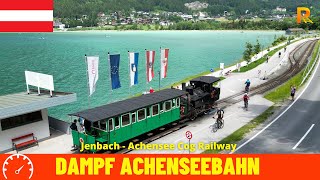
297 7 313 24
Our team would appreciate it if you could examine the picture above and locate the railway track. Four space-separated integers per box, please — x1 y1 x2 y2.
217 39 318 108
109 39 318 154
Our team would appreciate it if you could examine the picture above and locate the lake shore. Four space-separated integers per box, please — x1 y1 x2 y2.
53 29 283 33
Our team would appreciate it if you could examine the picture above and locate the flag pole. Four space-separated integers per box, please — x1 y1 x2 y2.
159 46 161 91
145 49 148 94
85 54 91 109
128 51 131 96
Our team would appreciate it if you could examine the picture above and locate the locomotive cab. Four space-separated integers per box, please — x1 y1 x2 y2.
183 76 221 120
189 76 220 103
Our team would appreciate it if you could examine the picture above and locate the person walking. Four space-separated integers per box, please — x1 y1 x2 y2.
278 52 281 58
291 86 296 101
266 55 269 63
243 93 249 110
70 120 78 149
245 79 251 92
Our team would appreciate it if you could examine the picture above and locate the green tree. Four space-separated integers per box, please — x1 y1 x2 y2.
254 40 261 55
155 24 160 30
243 42 253 63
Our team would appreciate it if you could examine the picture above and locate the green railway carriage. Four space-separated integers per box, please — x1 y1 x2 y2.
70 89 187 152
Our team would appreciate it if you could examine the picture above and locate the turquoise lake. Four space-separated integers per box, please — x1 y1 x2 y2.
0 31 284 121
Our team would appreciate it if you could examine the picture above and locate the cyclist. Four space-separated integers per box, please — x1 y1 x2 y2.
244 79 251 92
213 108 224 128
243 93 249 110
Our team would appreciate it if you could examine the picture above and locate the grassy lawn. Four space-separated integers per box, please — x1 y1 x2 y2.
202 106 276 154
264 72 304 102
265 41 320 102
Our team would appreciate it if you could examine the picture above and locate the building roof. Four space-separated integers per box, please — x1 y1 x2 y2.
0 90 76 119
190 76 220 84
70 89 187 122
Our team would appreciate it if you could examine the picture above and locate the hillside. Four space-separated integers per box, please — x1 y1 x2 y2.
54 0 320 18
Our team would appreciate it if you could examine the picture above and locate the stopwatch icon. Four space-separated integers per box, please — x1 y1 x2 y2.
2 154 34 179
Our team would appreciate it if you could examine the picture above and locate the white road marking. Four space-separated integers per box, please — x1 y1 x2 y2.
231 45 320 154
292 124 315 150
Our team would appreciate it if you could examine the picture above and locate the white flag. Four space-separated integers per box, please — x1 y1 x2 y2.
86 56 99 96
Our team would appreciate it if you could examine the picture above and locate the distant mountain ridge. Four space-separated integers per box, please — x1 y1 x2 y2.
54 0 319 18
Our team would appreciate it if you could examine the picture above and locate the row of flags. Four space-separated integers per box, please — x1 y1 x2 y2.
86 49 169 96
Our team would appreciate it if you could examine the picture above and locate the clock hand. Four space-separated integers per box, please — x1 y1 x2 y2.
15 165 25 174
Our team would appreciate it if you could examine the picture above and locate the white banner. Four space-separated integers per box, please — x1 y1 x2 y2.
86 56 99 96
25 71 54 91
220 63 224 69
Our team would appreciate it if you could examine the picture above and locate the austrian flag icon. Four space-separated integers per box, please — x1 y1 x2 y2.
0 0 53 32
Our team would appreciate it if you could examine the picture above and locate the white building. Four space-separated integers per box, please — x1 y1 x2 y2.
275 6 287 12
180 14 193 21
0 91 76 153
58 24 65 30
198 12 207 20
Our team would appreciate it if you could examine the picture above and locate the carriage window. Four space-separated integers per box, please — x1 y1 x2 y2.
100 120 106 130
115 117 120 129
146 107 151 117
132 113 136 123
172 99 176 107
108 119 113 131
121 114 130 127
138 109 146 121
176 98 180 107
152 105 159 116
165 101 172 111
93 121 99 129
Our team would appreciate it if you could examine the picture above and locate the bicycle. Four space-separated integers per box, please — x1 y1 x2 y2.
245 85 249 93
209 118 224 133
244 100 248 111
